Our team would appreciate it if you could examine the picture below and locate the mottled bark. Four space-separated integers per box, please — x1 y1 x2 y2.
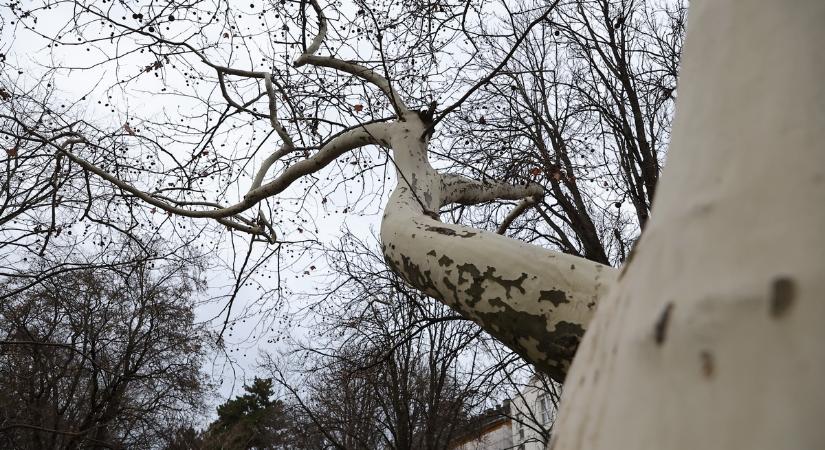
378 115 615 382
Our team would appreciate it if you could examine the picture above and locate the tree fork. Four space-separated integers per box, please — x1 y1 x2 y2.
379 114 615 382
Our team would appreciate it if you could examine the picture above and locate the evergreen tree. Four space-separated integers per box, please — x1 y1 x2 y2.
204 378 292 450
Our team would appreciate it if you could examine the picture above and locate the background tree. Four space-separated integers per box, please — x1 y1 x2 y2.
264 232 498 450
443 0 686 264
0 245 211 450
163 426 204 450
201 377 293 450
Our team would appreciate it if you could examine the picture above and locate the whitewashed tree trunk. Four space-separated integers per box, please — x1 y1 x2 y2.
550 1 825 448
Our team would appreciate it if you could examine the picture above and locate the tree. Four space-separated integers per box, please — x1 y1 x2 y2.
163 426 204 450
3 0 822 448
447 0 685 264
1 0 614 384
0 249 211 450
201 377 293 450
265 233 488 450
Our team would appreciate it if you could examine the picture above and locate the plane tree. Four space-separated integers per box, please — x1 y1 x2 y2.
2 0 617 383
3 1 822 448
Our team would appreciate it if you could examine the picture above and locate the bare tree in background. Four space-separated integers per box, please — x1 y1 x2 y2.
442 0 686 265
265 233 492 450
0 244 211 450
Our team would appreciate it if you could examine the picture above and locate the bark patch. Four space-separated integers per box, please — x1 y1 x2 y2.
454 264 528 306
456 263 483 306
398 253 436 293
653 302 674 345
700 350 714 378
539 289 568 307
424 225 476 238
479 299 582 383
769 276 795 319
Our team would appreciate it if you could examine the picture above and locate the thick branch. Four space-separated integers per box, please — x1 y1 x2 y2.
263 74 295 148
249 143 291 192
382 211 615 383
379 121 616 383
440 173 544 206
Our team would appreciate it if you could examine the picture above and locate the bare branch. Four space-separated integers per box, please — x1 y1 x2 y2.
430 1 561 131
440 173 544 206
294 0 409 116
55 124 391 224
497 197 538 234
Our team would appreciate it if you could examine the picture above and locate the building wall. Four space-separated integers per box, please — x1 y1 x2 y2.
450 375 557 450
451 420 513 450
509 376 556 450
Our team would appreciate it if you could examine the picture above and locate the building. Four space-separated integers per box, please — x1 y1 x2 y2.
449 374 556 450
509 374 555 450
449 403 513 450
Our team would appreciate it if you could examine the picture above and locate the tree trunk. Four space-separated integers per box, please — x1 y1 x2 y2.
550 0 825 448
379 115 615 383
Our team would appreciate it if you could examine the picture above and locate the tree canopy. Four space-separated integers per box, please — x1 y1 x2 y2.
0 248 210 449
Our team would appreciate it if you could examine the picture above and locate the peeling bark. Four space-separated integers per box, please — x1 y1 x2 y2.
379 114 616 382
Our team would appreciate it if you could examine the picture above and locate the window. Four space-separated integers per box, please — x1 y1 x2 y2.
538 394 553 424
